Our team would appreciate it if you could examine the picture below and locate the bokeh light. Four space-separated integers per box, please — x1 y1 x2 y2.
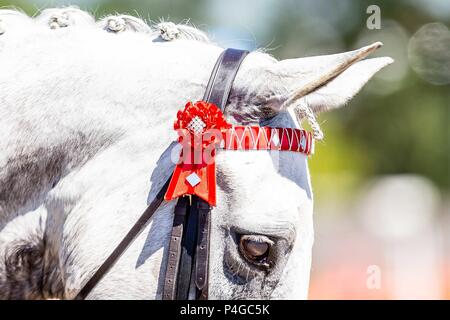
408 22 450 85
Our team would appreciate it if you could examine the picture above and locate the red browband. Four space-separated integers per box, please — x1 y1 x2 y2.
164 101 314 206
221 126 314 155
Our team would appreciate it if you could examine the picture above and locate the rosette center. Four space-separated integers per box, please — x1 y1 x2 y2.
187 116 207 134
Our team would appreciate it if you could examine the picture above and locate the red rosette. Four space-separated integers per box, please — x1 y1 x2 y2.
165 101 230 206
174 101 230 131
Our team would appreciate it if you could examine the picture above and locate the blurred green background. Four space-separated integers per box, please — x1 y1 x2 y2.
1 0 449 299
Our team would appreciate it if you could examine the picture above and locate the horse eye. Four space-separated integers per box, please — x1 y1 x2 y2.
239 235 273 268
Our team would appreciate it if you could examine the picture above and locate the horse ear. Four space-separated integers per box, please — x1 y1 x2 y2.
271 42 393 114
299 56 393 113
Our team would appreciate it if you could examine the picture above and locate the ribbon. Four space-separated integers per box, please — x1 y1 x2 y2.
164 101 315 206
164 101 230 206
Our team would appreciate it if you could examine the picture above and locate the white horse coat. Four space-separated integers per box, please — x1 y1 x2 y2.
0 8 392 299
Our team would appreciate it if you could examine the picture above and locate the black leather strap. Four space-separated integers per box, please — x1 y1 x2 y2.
75 178 171 300
193 48 249 300
163 48 249 301
174 197 198 299
162 197 189 300
194 200 212 300
203 48 249 105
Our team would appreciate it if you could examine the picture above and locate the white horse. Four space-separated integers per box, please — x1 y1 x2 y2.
0 8 392 299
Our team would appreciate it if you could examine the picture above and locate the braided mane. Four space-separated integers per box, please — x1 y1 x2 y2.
0 6 210 43
0 6 325 139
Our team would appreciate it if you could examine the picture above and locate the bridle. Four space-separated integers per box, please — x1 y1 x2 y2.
74 48 313 300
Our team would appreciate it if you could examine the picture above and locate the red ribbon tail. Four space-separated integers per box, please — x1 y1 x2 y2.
164 162 216 206
164 164 188 202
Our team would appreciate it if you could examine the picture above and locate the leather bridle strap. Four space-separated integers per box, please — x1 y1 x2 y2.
74 178 172 300
196 48 249 300
160 196 189 299
193 198 213 300
75 48 248 300
203 48 249 108
164 48 249 300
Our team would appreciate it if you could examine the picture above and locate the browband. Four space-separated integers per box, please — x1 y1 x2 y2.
221 126 314 154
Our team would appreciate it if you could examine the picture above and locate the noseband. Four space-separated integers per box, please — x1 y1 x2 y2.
75 48 313 300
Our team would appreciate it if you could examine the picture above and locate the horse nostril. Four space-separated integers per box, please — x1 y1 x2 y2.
238 235 273 268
